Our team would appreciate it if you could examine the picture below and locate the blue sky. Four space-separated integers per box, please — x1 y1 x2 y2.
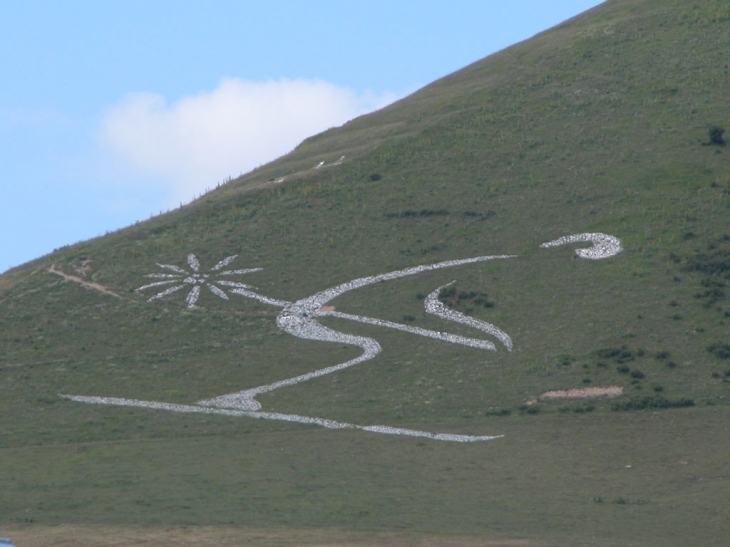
0 1 604 272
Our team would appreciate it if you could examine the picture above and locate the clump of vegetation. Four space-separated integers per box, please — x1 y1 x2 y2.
611 497 649 505
438 285 495 310
688 246 730 277
385 209 449 219
595 346 641 364
558 403 595 413
707 343 730 360
461 210 496 220
681 240 730 309
518 404 540 415
485 408 511 417
369 173 382 181
611 396 695 411
708 125 726 146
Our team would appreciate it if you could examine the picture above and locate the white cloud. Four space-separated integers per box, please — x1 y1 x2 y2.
99 78 398 204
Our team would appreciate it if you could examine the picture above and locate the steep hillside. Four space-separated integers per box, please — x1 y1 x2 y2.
2 0 730 545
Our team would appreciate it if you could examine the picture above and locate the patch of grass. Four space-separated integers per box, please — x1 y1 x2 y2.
558 403 595 413
708 343 730 360
484 408 511 417
611 396 695 411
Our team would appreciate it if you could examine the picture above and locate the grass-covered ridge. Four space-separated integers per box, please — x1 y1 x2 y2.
2 0 730 545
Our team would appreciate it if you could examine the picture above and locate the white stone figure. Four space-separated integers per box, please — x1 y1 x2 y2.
136 253 261 309
64 232 622 442
540 233 622 259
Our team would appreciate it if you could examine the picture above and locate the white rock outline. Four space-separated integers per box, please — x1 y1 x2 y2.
268 156 345 185
540 233 622 259
65 232 621 442
424 282 513 351
136 254 262 309
60 395 502 442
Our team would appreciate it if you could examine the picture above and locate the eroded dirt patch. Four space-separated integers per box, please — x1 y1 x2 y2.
539 386 623 400
48 264 121 298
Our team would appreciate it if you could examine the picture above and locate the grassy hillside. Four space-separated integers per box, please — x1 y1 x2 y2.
2 0 730 545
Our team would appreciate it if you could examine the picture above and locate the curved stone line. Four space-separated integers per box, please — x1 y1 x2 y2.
198 322 381 411
322 310 497 350
540 232 622 259
60 395 503 443
424 282 512 351
291 254 517 314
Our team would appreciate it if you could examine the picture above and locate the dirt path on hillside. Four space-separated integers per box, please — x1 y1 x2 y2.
48 264 121 299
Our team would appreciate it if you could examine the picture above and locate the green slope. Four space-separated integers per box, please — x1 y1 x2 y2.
2 0 730 545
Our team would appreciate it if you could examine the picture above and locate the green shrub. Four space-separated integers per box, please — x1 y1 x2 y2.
385 209 449 218
559 403 595 413
708 125 726 145
595 345 636 363
611 396 695 411
485 408 511 417
708 343 730 360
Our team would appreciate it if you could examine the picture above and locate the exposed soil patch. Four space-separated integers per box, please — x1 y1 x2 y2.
48 264 121 298
72 256 94 277
539 386 623 399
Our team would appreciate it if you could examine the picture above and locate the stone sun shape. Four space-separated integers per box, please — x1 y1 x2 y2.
136 253 262 308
